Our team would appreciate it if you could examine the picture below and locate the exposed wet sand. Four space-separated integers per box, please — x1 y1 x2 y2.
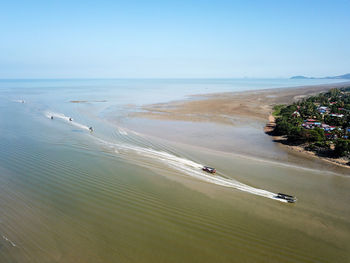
133 82 350 123
129 82 350 169
2 80 350 263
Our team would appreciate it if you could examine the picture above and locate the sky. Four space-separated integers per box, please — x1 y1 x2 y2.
0 0 349 78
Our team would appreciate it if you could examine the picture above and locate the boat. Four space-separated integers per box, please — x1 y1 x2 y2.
202 166 216 174
275 193 297 203
89 127 94 132
50 116 53 119
69 117 73 121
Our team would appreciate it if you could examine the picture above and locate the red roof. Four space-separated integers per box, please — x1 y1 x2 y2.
306 119 317 122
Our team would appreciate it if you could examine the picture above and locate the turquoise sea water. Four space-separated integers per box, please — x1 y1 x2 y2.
0 78 349 262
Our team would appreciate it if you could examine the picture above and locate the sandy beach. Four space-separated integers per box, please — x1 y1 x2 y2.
130 81 350 168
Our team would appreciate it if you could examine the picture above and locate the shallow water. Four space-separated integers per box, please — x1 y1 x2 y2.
0 79 349 262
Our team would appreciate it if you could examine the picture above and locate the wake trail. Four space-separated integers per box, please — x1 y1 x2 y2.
95 138 288 203
117 128 128 135
13 99 25 104
45 111 90 131
2 235 17 247
44 110 287 202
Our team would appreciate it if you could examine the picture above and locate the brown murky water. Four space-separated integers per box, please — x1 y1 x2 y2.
1 80 349 263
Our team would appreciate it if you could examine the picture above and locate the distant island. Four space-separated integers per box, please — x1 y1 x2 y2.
291 73 350 80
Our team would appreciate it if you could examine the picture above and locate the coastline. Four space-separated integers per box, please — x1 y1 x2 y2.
129 81 350 169
265 114 350 168
132 81 350 122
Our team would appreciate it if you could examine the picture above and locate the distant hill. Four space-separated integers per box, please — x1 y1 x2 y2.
291 73 350 80
290 75 314 79
325 73 350 79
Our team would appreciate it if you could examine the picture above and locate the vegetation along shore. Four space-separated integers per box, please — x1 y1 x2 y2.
270 86 350 167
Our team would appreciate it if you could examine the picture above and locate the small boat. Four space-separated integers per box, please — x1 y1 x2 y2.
275 193 297 203
69 117 73 121
50 116 53 119
202 166 216 174
89 127 94 132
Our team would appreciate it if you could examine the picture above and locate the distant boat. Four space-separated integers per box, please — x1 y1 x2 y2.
202 166 216 174
275 193 297 203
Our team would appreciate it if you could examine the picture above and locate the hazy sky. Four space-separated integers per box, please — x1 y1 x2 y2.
1 0 349 78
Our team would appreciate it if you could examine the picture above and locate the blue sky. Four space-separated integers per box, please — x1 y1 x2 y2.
0 0 349 78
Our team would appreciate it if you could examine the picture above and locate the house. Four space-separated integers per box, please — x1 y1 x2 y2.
292 111 300 117
302 123 311 129
304 122 315 125
323 125 337 131
325 133 332 139
318 106 329 114
330 114 344 118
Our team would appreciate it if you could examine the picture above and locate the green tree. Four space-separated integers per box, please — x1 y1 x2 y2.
274 118 293 136
334 139 350 157
303 128 325 142
288 126 303 142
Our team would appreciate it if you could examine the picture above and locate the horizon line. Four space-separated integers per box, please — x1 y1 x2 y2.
0 76 332 81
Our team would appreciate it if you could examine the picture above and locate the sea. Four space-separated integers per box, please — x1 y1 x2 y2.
0 78 349 262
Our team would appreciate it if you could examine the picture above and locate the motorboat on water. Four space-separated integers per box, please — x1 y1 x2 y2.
202 166 216 174
69 117 73 121
50 116 53 119
275 193 297 203
89 127 94 132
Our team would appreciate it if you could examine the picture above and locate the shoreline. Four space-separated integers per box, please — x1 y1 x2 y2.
132 81 350 123
129 81 350 169
265 114 350 168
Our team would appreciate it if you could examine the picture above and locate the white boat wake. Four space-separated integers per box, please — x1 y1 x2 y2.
118 128 128 135
45 111 288 203
96 138 288 203
2 235 17 247
13 99 25 103
45 111 90 131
